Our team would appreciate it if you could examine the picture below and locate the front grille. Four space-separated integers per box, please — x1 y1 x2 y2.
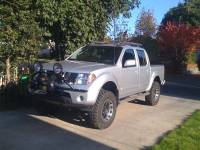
64 72 78 84
30 70 75 94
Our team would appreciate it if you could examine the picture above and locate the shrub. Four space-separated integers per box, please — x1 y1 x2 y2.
186 51 197 64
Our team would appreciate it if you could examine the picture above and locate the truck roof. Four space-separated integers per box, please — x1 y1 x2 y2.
89 41 143 48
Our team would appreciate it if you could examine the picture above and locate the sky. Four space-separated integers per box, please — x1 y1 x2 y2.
109 0 183 36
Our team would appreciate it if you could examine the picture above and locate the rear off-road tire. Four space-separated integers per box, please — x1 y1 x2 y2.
145 81 160 106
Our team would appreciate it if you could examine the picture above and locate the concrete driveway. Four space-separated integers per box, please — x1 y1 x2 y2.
0 75 200 150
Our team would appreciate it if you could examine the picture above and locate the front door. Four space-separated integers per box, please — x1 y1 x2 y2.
120 49 139 97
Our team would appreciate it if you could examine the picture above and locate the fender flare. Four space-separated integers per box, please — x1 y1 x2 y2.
146 73 161 91
87 73 119 105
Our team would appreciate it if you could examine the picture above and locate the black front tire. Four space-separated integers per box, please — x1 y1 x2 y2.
90 89 117 129
145 81 160 106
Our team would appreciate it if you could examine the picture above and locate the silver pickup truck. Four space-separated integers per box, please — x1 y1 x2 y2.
29 42 165 129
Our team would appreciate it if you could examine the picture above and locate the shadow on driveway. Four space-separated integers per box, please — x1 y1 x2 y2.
0 110 115 150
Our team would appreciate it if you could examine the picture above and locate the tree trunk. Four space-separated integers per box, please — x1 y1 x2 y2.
6 57 11 83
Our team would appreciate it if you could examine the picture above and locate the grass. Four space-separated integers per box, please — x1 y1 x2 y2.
152 110 200 150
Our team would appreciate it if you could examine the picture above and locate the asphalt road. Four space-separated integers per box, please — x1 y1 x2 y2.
0 76 200 150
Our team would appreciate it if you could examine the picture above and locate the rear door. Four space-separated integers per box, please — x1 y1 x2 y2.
136 49 150 91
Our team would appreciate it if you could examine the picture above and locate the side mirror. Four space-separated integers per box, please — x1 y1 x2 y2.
124 60 136 67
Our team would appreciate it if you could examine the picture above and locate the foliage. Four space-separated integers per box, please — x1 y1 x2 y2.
0 61 5 72
160 0 200 72
135 8 157 37
152 110 200 150
0 0 140 81
186 51 197 64
0 0 44 81
33 0 140 56
158 21 200 72
162 0 200 26
0 0 44 61
0 78 32 110
0 82 20 110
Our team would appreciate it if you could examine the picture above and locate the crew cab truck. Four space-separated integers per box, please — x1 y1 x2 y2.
29 42 165 129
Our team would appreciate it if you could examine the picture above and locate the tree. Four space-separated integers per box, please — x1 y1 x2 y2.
158 21 200 72
0 0 44 82
162 0 200 26
0 0 140 82
135 8 157 37
33 0 140 59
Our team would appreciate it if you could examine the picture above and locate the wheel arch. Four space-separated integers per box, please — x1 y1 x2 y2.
154 76 161 84
102 81 119 104
87 73 119 105
146 74 161 91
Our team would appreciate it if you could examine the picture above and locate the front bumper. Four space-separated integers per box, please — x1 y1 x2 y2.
29 71 95 107
29 87 95 107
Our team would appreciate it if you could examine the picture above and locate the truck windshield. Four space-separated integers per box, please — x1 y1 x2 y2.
68 46 122 65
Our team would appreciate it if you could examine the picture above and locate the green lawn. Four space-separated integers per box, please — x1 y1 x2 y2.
152 110 200 150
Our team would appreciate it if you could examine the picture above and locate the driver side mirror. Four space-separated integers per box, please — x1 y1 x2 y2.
124 60 136 67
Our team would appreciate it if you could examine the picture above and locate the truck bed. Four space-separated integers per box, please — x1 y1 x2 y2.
150 65 165 84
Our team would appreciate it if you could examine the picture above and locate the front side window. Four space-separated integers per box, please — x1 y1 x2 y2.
137 50 147 66
68 46 122 65
122 49 135 66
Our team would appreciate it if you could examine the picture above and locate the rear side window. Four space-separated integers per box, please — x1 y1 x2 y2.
137 50 147 66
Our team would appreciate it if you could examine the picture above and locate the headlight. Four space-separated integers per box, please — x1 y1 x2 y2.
75 73 96 85
75 73 89 85
53 63 63 74
64 73 96 85
34 62 42 72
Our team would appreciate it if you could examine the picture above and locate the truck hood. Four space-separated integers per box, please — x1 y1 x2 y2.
43 60 111 73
